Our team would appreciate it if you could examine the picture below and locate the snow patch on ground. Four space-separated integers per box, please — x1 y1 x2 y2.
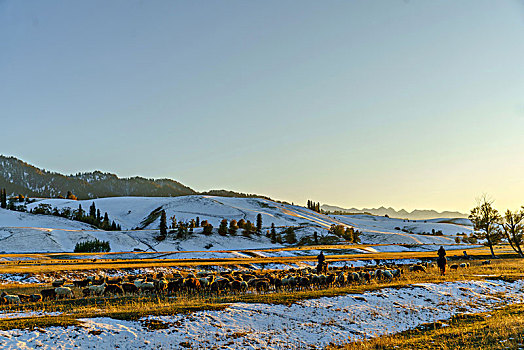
1 280 522 349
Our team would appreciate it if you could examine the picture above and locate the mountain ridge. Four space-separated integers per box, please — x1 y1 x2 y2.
321 204 467 220
0 155 270 200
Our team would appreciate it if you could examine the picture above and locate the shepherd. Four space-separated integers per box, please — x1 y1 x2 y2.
316 251 327 274
437 246 447 275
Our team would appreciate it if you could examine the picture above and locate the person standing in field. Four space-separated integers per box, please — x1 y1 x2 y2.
317 251 326 274
437 246 447 275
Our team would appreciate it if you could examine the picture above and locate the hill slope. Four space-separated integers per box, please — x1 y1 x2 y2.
0 155 196 199
0 196 476 253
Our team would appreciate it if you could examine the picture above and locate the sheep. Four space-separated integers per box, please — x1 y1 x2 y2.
52 279 66 288
134 279 155 294
391 269 403 278
154 279 168 294
17 294 32 303
73 279 91 288
482 260 491 265
459 262 470 268
103 284 124 297
87 282 106 296
167 279 184 294
107 277 123 285
122 282 139 295
410 265 427 273
184 278 201 293
41 288 57 300
30 294 42 302
381 270 393 281
55 287 74 300
450 264 459 270
0 292 20 304
229 280 247 293
254 280 270 293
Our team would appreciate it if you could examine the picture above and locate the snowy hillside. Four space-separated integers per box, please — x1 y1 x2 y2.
26 196 341 230
332 214 473 245
0 196 477 253
0 208 93 230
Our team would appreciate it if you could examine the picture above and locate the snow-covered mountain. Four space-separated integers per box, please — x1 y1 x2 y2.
322 204 467 220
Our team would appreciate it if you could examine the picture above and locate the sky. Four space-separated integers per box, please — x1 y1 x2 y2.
1 1 523 213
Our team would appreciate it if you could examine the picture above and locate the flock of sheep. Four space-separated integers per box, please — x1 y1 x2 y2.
0 259 483 305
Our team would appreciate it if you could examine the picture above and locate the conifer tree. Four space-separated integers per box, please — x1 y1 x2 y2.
196 217 200 227
159 210 168 236
284 227 297 244
102 212 110 229
170 215 177 229
96 209 101 223
75 204 84 221
270 223 277 243
89 202 96 218
256 213 263 234
1 189 7 209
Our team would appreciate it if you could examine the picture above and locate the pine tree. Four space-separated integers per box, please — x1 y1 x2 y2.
218 219 228 236
159 210 168 236
96 209 101 224
102 212 110 229
196 217 200 227
1 189 7 209
270 223 277 243
74 204 84 221
89 202 96 218
314 231 319 244
111 221 117 231
170 215 177 229
256 213 263 234
284 227 297 244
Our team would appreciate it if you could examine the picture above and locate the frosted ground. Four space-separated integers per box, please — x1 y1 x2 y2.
0 196 474 254
1 280 522 349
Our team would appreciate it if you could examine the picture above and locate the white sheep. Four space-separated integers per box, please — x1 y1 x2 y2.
87 283 106 296
55 287 74 300
0 292 20 304
134 279 155 293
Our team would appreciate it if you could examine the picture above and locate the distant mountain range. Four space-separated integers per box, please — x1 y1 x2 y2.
0 155 270 200
321 204 467 220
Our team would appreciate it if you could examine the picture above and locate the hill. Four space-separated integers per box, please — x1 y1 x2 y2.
0 155 271 200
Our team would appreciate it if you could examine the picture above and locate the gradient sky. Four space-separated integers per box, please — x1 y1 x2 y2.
1 1 523 213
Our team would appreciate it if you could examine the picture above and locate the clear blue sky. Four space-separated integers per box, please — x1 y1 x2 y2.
1 1 523 212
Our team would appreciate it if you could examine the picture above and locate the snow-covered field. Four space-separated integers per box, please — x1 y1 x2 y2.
1 279 522 349
0 196 474 254
333 214 473 245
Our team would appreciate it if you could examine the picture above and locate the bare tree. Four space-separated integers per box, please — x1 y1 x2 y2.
469 195 502 258
502 208 524 258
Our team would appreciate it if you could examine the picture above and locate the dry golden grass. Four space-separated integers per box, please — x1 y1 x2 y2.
0 245 516 274
331 304 524 350
1 256 523 332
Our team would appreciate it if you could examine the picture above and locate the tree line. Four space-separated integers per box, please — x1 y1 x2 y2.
31 201 121 231
307 200 321 213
